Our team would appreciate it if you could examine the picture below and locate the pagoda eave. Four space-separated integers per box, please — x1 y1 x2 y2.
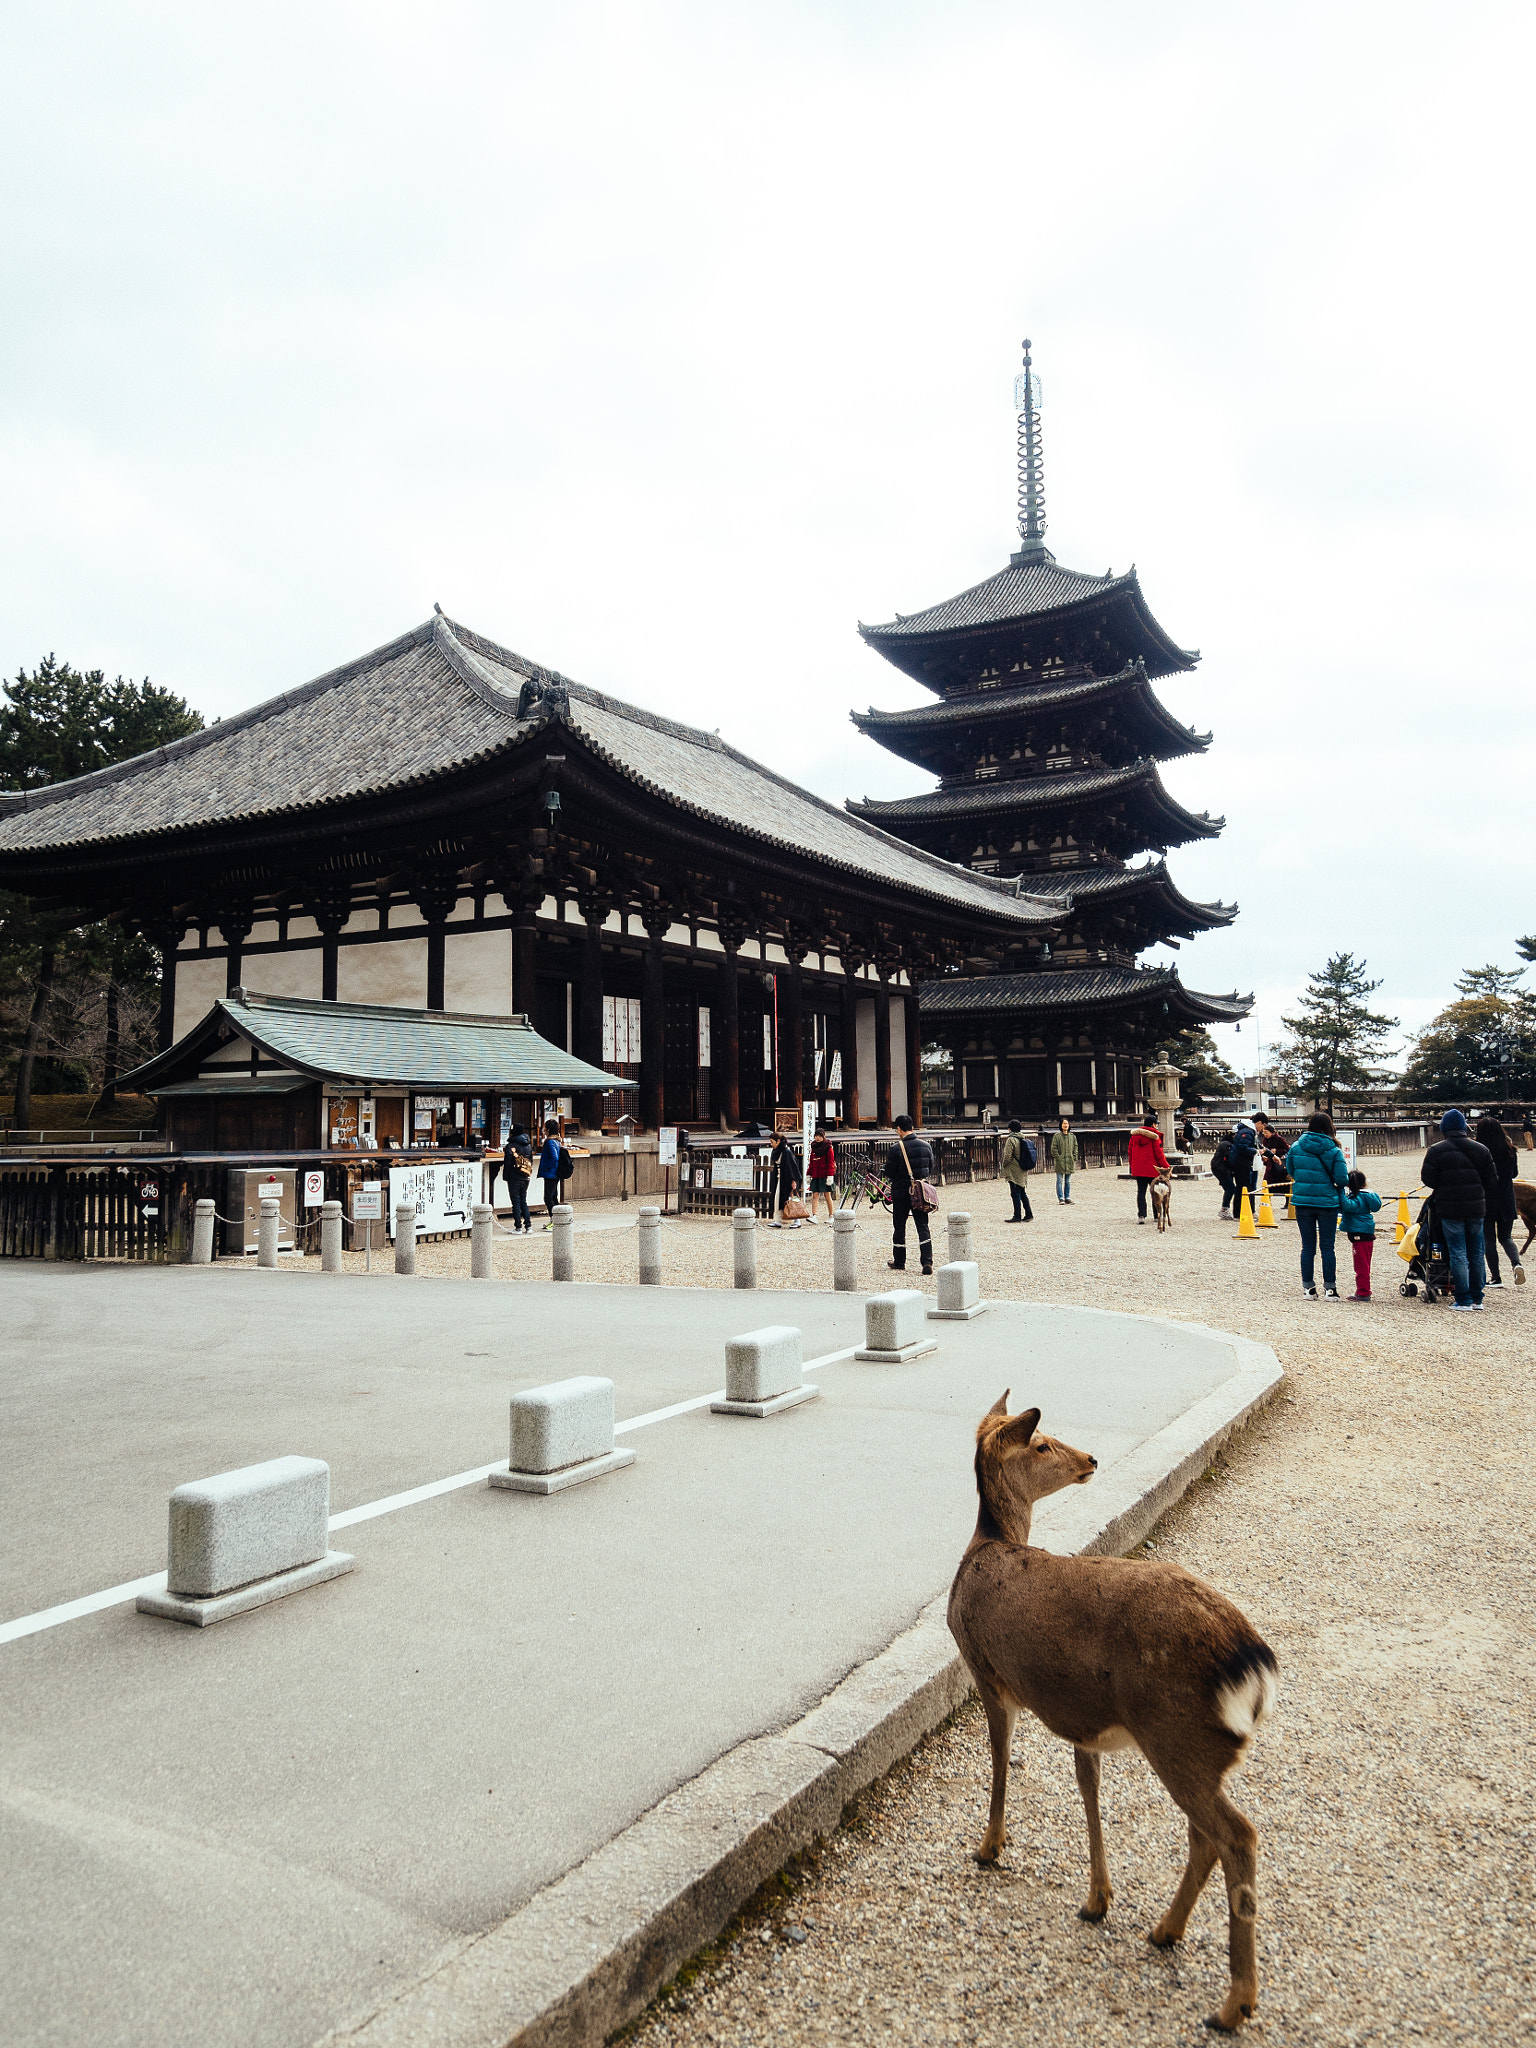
919 965 1252 1029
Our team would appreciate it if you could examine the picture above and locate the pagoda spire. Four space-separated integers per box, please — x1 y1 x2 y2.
1012 338 1050 564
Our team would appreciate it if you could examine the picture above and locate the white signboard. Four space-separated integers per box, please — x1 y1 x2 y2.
802 1101 816 1142
697 1006 711 1069
712 1156 756 1190
303 1170 326 1207
1335 1128 1358 1175
658 1126 678 1167
354 1186 383 1221
388 1161 479 1237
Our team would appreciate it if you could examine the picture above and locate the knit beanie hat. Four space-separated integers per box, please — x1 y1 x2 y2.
1440 1109 1468 1135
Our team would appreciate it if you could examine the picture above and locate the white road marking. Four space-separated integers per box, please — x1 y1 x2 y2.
0 1345 861 1646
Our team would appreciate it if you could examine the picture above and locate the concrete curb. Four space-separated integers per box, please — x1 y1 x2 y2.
319 1331 1284 2048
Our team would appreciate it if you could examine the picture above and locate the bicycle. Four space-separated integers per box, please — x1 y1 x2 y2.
839 1167 892 1212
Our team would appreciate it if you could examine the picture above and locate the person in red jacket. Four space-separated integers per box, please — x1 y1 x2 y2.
1128 1114 1170 1225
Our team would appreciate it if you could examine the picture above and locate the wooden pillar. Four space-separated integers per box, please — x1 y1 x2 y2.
874 977 893 1129
718 943 741 1129
220 905 253 997
150 922 178 1052
578 898 607 1128
512 906 538 1017
780 964 803 1115
641 914 668 1130
425 924 446 1011
905 991 924 1129
840 975 860 1129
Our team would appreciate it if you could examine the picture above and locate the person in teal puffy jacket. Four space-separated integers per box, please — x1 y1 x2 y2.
1283 1112 1350 1297
1338 1170 1382 1301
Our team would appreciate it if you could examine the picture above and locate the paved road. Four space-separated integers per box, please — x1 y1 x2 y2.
1 1265 1249 2048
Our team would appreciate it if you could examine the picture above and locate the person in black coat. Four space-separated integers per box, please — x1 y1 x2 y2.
1421 1109 1498 1308
767 1130 803 1228
501 1123 534 1233
885 1113 935 1273
1210 1135 1236 1219
1473 1116 1525 1287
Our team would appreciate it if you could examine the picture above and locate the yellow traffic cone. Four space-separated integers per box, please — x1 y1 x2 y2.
1257 1183 1276 1228
1393 1189 1410 1245
1235 1185 1257 1238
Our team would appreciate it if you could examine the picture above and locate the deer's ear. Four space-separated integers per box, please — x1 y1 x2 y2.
997 1405 1042 1448
985 1389 1011 1419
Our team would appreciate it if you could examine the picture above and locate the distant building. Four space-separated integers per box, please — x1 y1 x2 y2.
849 342 1250 1121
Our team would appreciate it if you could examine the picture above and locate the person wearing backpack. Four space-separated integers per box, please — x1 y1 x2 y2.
1000 1119 1035 1222
502 1122 534 1233
536 1118 564 1230
1210 1133 1236 1219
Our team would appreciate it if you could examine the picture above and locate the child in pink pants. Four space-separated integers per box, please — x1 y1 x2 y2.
1339 1169 1382 1301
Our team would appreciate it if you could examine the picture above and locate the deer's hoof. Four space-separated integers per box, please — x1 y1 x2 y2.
1148 1923 1180 1950
1202 2000 1254 2033
1077 1903 1109 1924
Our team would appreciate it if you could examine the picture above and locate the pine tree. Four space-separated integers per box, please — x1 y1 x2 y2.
1399 964 1536 1102
1273 954 1398 1115
1167 1027 1242 1104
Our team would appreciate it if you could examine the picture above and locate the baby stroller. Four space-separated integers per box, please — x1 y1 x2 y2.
1399 1197 1451 1303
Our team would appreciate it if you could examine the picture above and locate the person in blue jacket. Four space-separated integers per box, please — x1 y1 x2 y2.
1338 1169 1383 1301
1283 1111 1350 1298
536 1119 564 1230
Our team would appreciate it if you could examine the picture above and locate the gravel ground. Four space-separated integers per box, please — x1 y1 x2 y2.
240 1156 1535 2044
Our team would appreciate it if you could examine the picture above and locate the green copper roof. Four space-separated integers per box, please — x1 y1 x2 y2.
120 991 637 1095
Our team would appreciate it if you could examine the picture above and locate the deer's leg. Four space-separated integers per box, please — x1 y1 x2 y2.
975 1687 1016 1864
1188 1788 1259 2033
1072 1746 1113 1921
1149 1815 1220 1947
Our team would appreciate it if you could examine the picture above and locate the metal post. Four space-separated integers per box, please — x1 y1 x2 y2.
732 1206 757 1289
471 1202 493 1278
832 1209 858 1291
638 1203 661 1284
395 1202 417 1275
257 1195 281 1269
552 1202 574 1281
191 1197 215 1266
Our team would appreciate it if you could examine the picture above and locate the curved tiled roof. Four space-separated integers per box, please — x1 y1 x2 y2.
848 760 1223 844
1019 859 1235 928
850 660 1209 759
919 964 1251 1023
0 615 1058 929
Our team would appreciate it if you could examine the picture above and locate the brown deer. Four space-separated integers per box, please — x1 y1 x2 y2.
1151 1176 1173 1232
948 1394 1278 2033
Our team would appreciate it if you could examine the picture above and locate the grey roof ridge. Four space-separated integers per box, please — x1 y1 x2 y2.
1022 858 1236 917
857 558 1130 637
851 659 1211 748
0 620 440 819
851 755 1226 832
229 988 544 1028
441 622 1062 922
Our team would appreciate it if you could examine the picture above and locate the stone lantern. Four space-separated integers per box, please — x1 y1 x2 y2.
1143 1048 1186 1157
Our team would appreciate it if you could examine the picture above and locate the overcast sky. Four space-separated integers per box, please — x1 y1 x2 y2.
3 0 1532 1066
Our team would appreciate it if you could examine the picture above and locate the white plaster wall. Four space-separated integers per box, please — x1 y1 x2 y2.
337 936 428 1008
889 997 909 1119
241 951 324 1003
445 927 513 1015
173 955 228 1040
856 998 877 1115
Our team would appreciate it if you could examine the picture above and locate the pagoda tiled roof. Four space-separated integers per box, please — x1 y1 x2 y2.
0 615 1056 929
848 760 1223 846
859 548 1197 684
919 964 1251 1024
850 659 1209 761
1020 859 1235 930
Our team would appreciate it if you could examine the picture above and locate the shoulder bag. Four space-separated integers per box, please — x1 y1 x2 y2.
898 1135 939 1214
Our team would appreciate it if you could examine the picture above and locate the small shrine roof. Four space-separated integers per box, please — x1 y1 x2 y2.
119 991 637 1095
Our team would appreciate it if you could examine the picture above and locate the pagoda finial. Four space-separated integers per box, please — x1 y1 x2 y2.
1012 338 1050 563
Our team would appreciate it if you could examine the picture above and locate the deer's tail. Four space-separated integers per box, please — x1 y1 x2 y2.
1213 1637 1279 1744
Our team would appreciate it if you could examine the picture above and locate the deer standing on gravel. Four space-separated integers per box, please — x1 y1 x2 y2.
947 1394 1278 2033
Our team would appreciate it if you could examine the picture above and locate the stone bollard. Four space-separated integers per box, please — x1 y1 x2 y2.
711 1324 818 1417
732 1207 757 1289
395 1202 417 1275
552 1202 574 1281
191 1198 215 1265
637 1204 661 1284
257 1195 282 1269
855 1287 938 1363
471 1203 494 1278
947 1211 974 1266
135 1455 354 1626
928 1260 988 1321
832 1209 859 1291
488 1374 636 1494
320 1200 343 1273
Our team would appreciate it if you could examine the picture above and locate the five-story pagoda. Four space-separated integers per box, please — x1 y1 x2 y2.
849 344 1250 1123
